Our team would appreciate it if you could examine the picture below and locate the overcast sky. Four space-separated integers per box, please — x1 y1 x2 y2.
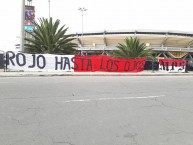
0 0 193 51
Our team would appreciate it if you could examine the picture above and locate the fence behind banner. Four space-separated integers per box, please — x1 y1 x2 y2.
0 53 4 69
144 61 159 71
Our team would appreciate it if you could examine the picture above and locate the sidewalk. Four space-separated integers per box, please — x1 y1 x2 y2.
0 70 193 77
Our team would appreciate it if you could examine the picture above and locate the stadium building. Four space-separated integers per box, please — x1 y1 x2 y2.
72 30 193 67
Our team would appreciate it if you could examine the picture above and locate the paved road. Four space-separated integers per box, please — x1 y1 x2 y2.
0 76 193 145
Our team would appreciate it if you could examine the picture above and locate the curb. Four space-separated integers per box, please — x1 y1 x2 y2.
0 72 193 77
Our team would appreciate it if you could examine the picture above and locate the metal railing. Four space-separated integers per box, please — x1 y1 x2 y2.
77 46 193 52
151 47 193 52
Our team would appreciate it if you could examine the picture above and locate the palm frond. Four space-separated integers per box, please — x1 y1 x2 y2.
108 37 155 61
24 17 77 54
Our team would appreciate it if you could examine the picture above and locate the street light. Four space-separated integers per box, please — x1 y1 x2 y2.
27 0 32 5
78 7 87 36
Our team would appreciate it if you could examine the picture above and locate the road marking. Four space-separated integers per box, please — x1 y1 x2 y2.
64 95 165 103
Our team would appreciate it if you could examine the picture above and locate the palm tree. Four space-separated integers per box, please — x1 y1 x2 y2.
109 37 155 61
24 18 77 54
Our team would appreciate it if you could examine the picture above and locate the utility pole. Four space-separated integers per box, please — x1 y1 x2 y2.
20 0 25 52
48 0 50 19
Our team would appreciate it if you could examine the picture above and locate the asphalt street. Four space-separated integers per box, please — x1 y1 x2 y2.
0 76 193 145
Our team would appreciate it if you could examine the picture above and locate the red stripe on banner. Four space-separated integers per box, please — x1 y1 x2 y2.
159 59 186 67
74 55 146 72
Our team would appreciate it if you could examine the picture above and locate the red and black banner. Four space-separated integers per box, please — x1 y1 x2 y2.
74 55 146 72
